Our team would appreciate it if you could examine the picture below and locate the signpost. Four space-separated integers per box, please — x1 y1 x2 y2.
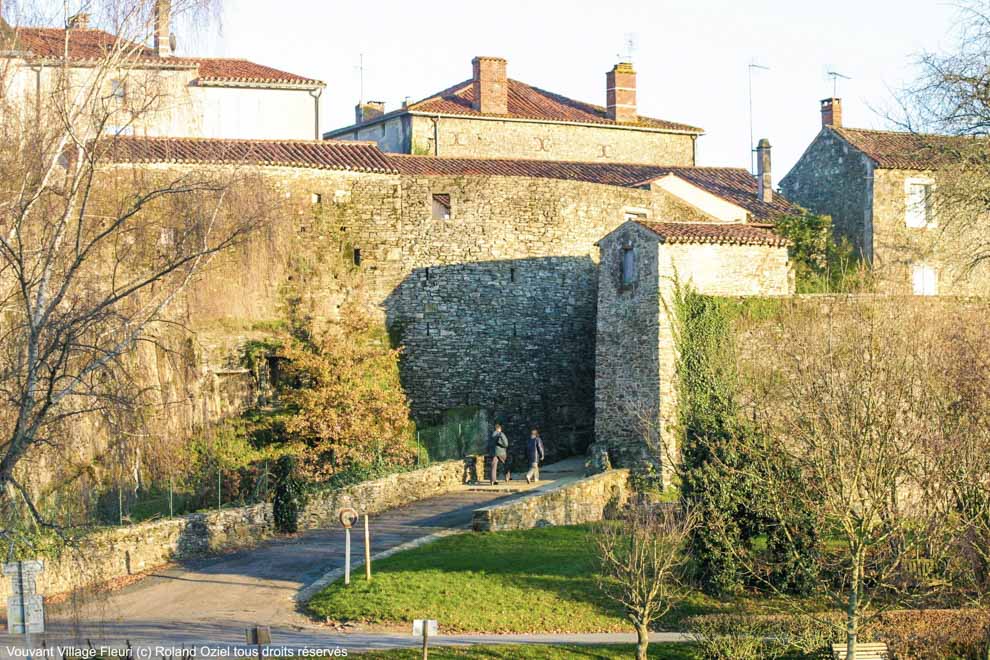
338 507 358 586
412 619 437 659
245 625 271 658
363 514 372 581
4 560 45 636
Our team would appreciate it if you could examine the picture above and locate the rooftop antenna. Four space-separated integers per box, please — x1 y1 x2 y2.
355 53 366 103
748 61 770 174
827 70 852 97
618 32 638 63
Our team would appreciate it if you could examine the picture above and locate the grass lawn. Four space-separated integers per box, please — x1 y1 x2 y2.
307 524 807 634
358 643 699 659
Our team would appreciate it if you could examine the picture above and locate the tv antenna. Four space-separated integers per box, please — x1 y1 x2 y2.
618 33 638 63
355 53 366 103
827 70 851 97
748 61 770 174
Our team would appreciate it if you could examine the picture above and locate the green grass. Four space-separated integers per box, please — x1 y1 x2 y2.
307 525 806 634
359 643 699 659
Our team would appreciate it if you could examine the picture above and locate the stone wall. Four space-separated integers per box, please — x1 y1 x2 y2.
471 468 631 532
408 115 696 165
593 220 791 478
6 460 467 602
779 127 875 260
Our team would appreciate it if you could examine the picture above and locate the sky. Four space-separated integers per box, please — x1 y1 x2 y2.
68 0 969 178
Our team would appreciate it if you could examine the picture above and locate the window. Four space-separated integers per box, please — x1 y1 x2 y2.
110 79 126 102
432 194 451 220
311 193 322 206
353 248 362 266
621 247 636 287
510 267 517 283
905 179 935 228
911 263 938 296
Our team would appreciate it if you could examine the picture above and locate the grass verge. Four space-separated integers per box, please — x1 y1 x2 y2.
358 643 698 659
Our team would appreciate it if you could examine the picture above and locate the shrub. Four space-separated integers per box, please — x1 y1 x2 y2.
687 613 836 660
272 455 307 533
866 609 990 660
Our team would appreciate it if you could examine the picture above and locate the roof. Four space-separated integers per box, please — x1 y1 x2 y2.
634 221 789 247
830 127 976 170
392 155 798 222
7 27 323 87
102 136 398 173
327 78 703 135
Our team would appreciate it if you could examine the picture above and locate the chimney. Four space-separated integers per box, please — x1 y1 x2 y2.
355 101 385 124
471 56 508 115
821 97 842 128
154 0 172 58
756 139 772 203
607 62 637 123
68 13 90 29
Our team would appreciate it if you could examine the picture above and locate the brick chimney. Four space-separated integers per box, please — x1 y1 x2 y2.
154 0 172 58
606 62 637 123
472 56 508 115
821 97 842 128
355 101 385 124
756 138 772 204
68 13 90 29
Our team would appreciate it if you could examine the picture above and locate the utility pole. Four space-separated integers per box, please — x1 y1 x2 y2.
748 61 770 175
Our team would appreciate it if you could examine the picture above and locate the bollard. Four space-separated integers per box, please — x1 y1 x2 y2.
364 514 371 581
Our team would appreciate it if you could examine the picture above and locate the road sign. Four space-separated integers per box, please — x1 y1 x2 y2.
412 619 437 636
8 594 44 634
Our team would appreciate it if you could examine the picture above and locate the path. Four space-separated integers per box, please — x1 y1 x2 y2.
5 460 585 653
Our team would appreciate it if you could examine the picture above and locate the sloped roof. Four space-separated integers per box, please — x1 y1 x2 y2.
327 78 703 135
102 136 398 173
8 27 323 87
635 220 789 247
831 127 977 170
392 155 797 222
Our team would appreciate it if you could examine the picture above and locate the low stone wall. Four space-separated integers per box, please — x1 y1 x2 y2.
7 459 469 602
471 468 631 532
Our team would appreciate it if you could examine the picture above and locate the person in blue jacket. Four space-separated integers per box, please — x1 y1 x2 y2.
525 428 545 484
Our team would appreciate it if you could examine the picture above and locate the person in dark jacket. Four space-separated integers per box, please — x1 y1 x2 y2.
489 423 510 485
525 428 545 484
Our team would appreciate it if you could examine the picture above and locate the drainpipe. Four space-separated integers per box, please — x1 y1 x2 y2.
31 64 42 126
309 87 323 140
431 115 440 156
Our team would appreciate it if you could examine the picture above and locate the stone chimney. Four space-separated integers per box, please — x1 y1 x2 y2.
821 97 842 128
756 138 772 204
154 0 172 58
606 62 637 123
471 56 508 115
355 101 385 124
68 13 90 29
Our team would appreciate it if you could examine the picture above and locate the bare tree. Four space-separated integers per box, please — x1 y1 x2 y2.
594 502 696 660
738 299 965 659
0 0 273 538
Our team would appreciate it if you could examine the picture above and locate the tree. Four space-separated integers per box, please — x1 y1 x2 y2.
773 211 868 294
0 0 271 538
594 502 696 660
741 300 961 659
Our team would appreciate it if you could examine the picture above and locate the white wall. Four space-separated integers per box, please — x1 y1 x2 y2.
191 86 316 140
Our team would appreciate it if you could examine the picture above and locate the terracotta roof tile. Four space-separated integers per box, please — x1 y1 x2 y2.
391 155 798 222
10 27 323 86
329 78 703 134
102 136 398 173
832 127 976 170
636 221 789 247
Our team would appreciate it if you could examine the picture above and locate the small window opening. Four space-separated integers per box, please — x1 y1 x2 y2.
621 247 636 286
425 267 431 280
426 323 432 336
510 267 517 283
110 79 126 101
353 248 362 266
311 193 322 206
432 194 451 220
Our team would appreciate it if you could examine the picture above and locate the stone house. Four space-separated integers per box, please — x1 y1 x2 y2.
107 135 794 466
0 1 324 140
781 98 990 295
594 215 792 476
324 56 703 166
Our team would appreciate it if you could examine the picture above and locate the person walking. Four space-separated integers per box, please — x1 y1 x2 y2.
525 428 545 484
489 423 509 485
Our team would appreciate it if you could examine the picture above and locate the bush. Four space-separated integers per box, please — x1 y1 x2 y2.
773 211 869 293
867 609 990 660
686 613 832 660
272 455 307 533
